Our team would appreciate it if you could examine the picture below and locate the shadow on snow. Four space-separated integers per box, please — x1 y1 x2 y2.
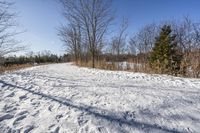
0 80 183 133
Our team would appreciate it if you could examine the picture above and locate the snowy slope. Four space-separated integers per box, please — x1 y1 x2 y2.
0 63 200 133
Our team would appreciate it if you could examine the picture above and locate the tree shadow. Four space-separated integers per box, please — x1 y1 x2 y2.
0 80 183 133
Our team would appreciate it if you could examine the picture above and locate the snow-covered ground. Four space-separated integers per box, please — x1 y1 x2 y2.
0 63 200 133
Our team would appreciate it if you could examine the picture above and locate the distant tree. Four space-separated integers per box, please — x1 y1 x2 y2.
58 23 82 64
113 18 128 55
149 25 182 75
110 18 128 69
129 23 158 55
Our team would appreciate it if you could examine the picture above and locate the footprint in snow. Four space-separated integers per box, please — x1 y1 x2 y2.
49 124 55 129
31 101 40 109
97 126 108 133
11 128 21 133
31 110 39 117
56 114 63 122
3 104 17 113
0 114 14 122
48 105 54 112
23 125 35 133
16 110 29 116
53 126 60 133
5 92 15 98
13 115 27 126
123 111 136 121
19 95 27 101
77 113 88 126
49 124 60 133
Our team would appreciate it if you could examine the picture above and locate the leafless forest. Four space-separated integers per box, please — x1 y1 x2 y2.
0 0 199 78
58 0 200 78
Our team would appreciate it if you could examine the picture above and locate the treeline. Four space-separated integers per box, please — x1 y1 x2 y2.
59 0 200 78
1 51 71 67
129 18 200 78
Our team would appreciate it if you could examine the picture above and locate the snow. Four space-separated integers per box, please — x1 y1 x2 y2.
0 63 200 133
106 61 143 70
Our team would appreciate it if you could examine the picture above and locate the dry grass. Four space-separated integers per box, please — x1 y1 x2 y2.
0 64 33 74
75 60 154 74
76 60 117 70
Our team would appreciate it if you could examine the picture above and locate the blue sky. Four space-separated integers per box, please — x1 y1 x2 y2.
15 0 200 55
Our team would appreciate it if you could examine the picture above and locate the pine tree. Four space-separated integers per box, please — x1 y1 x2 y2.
149 25 182 75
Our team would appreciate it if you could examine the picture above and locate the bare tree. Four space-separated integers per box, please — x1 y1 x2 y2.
60 0 114 67
58 23 82 64
192 22 200 50
171 17 200 52
129 23 157 55
111 18 128 59
0 1 25 62
128 36 137 55
128 23 158 72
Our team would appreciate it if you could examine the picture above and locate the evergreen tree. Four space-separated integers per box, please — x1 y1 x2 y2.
149 25 182 75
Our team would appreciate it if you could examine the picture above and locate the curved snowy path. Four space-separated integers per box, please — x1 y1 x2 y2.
0 63 200 133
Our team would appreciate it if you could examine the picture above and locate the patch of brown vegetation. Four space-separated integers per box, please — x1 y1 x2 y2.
0 64 33 74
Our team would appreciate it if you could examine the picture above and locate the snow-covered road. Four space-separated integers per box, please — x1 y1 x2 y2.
0 63 200 133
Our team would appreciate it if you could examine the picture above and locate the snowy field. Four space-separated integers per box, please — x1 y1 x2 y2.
0 63 200 133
